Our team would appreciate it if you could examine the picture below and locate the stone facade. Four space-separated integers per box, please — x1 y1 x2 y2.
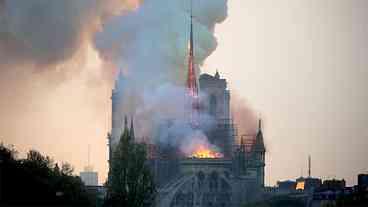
110 72 266 207
199 73 233 158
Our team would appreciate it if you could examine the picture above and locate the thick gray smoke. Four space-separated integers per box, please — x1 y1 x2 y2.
0 0 256 180
0 0 139 69
1 0 95 67
96 0 228 155
96 0 227 86
0 0 141 182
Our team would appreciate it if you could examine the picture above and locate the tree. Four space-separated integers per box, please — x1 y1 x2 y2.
54 163 61 176
22 149 55 179
61 162 74 176
106 123 155 207
0 143 17 163
0 144 90 205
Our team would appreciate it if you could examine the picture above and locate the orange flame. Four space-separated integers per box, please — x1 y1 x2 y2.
191 145 223 159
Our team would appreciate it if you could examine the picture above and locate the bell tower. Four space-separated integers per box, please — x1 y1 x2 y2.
254 119 266 187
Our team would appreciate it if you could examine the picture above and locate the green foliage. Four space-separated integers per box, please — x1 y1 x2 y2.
0 142 17 163
106 127 156 207
21 149 55 179
0 144 90 205
61 161 74 176
26 149 54 167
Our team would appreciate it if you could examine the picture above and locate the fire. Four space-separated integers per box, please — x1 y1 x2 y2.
191 145 223 159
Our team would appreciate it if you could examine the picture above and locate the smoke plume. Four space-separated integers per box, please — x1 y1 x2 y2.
0 0 142 69
96 0 228 154
95 0 227 86
0 0 256 179
0 0 141 183
231 93 258 143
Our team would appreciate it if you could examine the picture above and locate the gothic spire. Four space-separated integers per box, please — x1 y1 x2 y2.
130 117 135 141
190 0 193 58
258 119 262 132
186 0 200 128
120 115 130 143
186 0 197 95
255 118 265 151
240 135 246 152
114 68 126 92
124 115 128 132
215 70 220 79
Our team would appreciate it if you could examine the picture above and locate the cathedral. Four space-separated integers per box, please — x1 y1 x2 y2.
108 6 266 207
152 72 266 207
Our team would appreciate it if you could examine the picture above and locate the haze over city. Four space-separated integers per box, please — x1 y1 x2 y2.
1 0 367 188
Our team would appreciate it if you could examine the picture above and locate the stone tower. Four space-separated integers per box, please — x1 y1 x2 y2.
199 71 233 158
253 119 266 187
199 71 230 121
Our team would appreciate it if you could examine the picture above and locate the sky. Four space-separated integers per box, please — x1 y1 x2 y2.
1 0 367 186
204 0 368 185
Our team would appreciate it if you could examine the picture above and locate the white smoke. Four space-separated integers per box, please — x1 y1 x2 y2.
95 0 227 85
95 0 228 154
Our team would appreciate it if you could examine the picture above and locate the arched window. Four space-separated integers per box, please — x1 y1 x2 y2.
209 171 219 192
197 171 205 189
197 171 205 181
